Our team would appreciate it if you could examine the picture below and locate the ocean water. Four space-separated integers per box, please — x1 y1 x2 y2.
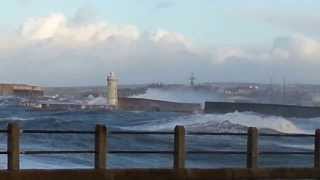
0 97 319 169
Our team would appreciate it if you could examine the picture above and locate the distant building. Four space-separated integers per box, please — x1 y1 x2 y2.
0 84 44 97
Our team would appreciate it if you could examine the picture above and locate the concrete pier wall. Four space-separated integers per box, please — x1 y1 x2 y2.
204 101 320 118
119 97 201 113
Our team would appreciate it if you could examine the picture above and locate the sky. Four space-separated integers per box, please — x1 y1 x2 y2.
0 0 320 86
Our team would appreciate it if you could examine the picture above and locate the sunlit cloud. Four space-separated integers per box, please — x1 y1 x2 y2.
1 12 320 86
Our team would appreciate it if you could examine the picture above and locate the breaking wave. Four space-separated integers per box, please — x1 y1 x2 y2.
132 88 224 105
0 116 33 121
0 100 318 169
86 96 107 105
125 88 308 134
122 111 304 134
277 143 314 151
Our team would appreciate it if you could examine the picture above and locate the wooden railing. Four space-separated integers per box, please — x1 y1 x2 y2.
0 122 319 171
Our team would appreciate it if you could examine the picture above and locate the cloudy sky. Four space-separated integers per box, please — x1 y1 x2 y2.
0 0 320 86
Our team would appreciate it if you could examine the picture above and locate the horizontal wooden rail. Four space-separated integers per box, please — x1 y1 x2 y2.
110 131 173 135
188 132 315 137
22 150 95 155
108 150 173 154
187 132 247 136
15 150 315 155
0 129 314 137
259 133 314 137
110 131 315 137
188 150 246 154
23 130 95 134
0 150 308 155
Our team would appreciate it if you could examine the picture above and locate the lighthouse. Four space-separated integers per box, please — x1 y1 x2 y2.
107 72 118 108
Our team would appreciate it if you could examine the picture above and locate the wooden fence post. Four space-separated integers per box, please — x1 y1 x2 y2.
314 129 320 168
95 124 107 170
247 127 258 168
174 126 186 170
7 122 20 171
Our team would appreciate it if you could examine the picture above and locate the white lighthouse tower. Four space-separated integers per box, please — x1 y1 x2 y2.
107 72 118 108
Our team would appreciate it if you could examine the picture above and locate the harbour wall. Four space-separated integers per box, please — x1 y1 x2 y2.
204 101 320 118
25 97 201 113
118 97 201 113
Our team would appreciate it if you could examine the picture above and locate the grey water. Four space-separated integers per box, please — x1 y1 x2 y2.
0 97 319 169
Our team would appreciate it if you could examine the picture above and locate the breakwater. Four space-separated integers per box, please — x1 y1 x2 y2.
118 97 201 112
204 101 320 118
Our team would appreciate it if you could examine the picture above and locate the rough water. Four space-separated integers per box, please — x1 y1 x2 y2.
0 97 319 169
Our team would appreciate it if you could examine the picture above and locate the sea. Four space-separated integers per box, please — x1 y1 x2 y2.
0 96 319 169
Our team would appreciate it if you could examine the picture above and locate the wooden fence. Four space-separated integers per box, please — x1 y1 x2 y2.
0 122 320 179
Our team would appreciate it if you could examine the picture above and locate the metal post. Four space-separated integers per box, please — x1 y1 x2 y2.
174 126 186 170
247 127 258 168
315 129 320 168
95 124 107 170
7 122 20 171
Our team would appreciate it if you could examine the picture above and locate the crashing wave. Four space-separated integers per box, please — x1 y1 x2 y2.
86 96 107 105
122 111 304 134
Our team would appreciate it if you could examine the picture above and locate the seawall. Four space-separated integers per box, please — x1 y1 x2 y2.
204 101 320 118
118 97 201 113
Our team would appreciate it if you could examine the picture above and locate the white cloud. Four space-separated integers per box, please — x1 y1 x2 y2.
210 34 320 64
211 47 248 63
271 35 320 61
20 13 140 45
151 29 192 48
21 14 66 41
1 13 320 85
